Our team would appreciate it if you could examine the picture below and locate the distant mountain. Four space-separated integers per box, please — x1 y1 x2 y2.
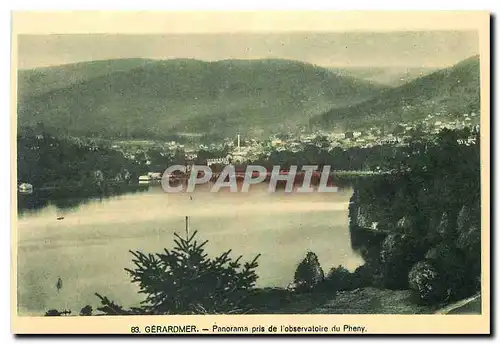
17 58 387 139
314 56 480 131
329 67 438 87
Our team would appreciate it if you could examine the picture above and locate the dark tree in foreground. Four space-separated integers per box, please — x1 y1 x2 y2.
293 251 324 291
97 229 260 315
325 265 352 292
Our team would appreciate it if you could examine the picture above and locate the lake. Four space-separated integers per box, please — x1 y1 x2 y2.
16 184 364 315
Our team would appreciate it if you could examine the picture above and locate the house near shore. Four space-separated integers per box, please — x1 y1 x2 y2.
147 172 162 180
206 155 232 166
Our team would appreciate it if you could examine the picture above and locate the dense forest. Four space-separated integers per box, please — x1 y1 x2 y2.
18 58 386 139
349 127 481 303
17 128 138 188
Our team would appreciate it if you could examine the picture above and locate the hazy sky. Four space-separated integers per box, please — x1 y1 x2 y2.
18 31 478 70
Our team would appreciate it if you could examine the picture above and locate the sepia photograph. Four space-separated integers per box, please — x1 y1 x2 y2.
11 11 490 334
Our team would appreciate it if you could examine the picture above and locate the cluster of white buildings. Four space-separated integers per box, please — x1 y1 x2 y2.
107 112 481 177
186 113 481 166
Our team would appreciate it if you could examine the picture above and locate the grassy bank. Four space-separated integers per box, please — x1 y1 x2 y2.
248 287 481 315
247 287 437 314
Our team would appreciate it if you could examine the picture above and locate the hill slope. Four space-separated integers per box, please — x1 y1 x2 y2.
17 59 387 139
314 56 480 130
17 58 156 101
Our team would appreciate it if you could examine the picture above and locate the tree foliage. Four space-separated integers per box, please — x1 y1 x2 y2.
96 229 260 315
379 234 427 289
293 251 324 292
17 129 143 188
408 260 447 303
348 127 481 302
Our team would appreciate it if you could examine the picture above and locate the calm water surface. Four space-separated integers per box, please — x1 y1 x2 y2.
17 184 363 315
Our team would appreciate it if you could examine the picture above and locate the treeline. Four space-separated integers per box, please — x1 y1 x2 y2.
252 144 400 171
251 126 479 174
348 127 481 303
17 128 145 188
251 136 432 172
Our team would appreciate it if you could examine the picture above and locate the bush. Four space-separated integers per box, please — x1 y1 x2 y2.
97 229 260 315
408 260 447 303
325 265 352 292
325 264 374 292
426 242 478 300
352 264 374 289
44 309 62 316
44 309 72 316
379 234 427 289
293 251 324 292
79 305 93 316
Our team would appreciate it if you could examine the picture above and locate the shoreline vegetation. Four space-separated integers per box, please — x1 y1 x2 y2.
17 126 481 316
14 39 484 319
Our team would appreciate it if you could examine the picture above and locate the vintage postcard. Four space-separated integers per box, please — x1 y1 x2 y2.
11 11 490 334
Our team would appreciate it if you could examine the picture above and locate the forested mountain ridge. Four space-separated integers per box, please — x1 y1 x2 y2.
17 58 387 139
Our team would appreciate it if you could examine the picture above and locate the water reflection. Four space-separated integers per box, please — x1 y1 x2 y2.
17 182 364 315
17 183 150 215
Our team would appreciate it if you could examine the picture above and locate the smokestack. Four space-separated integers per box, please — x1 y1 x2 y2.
237 134 240 151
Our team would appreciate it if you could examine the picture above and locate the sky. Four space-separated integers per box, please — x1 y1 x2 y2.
17 31 478 70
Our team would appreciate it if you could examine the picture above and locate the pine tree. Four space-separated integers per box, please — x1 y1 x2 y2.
293 251 324 291
107 228 261 315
